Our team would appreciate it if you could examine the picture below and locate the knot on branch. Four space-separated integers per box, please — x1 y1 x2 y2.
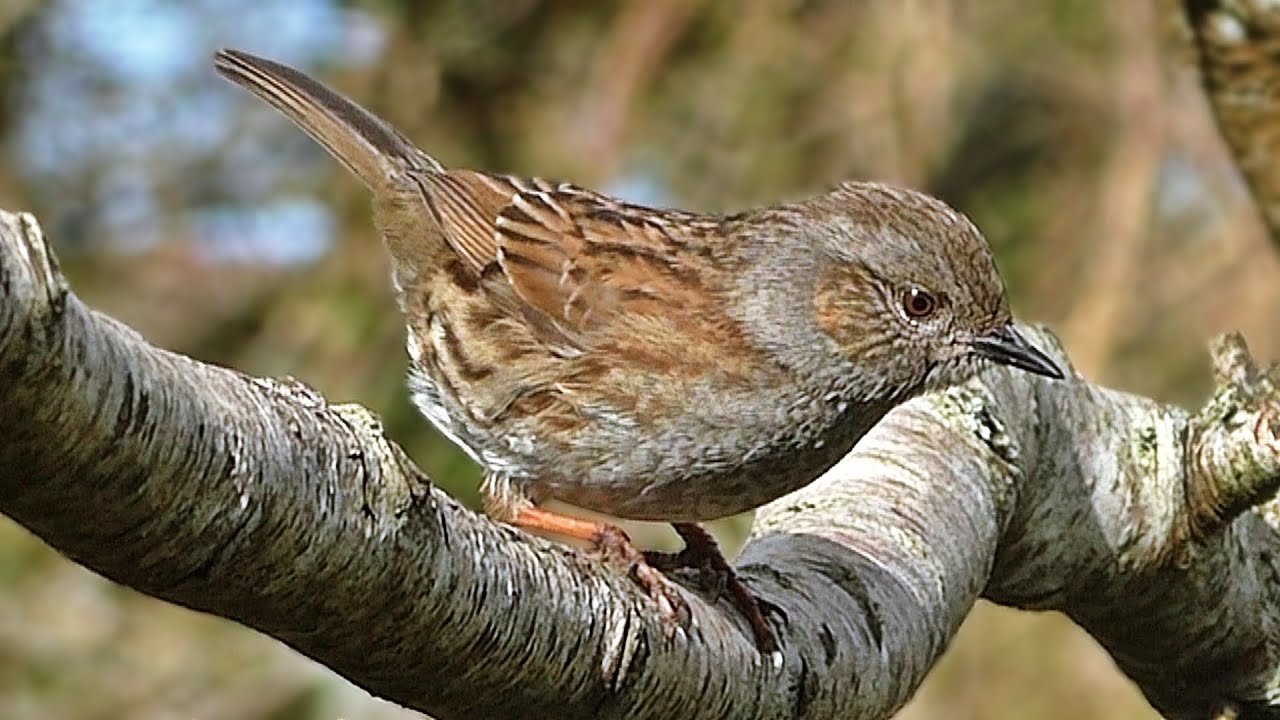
1184 333 1280 539
331 402 435 519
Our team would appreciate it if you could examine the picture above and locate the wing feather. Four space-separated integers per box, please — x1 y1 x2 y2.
416 169 725 353
414 170 506 274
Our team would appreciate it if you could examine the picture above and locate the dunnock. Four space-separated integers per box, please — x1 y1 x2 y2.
214 49 1061 652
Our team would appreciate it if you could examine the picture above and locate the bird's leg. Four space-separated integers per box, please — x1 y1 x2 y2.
503 504 687 624
645 523 778 653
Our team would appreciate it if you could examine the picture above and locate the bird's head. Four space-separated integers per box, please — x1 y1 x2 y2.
809 182 1062 401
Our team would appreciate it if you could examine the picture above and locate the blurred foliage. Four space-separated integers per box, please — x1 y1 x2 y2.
2 0 1278 718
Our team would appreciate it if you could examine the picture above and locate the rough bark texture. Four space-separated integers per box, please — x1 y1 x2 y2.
2 205 1279 719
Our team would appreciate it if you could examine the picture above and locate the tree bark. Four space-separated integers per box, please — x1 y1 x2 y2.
2 208 1278 719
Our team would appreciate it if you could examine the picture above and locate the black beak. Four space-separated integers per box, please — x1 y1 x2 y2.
971 325 1064 379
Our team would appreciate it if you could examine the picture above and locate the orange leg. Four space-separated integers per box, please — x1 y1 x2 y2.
511 506 778 651
510 505 685 623
509 504 614 543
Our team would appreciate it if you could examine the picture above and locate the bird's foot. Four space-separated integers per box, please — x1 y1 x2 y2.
504 505 772 649
505 504 689 626
592 524 689 627
645 523 779 653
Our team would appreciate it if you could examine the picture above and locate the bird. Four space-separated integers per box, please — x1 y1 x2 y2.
213 48 1063 652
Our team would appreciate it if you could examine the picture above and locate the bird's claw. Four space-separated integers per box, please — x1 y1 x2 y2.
592 525 691 628
646 524 780 654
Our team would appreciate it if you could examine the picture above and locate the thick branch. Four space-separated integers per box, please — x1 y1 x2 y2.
2 208 1279 719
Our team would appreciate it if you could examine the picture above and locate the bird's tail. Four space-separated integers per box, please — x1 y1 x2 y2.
213 49 442 188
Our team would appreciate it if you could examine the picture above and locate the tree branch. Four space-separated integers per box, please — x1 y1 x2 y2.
2 207 1279 719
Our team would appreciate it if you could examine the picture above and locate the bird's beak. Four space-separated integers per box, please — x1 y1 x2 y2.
971 324 1064 379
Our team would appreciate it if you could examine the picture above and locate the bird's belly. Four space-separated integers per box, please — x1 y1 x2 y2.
536 456 821 522
530 395 891 522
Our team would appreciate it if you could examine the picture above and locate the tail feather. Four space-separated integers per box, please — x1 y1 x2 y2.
213 49 442 188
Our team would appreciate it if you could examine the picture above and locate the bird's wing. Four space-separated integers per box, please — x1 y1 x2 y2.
414 169 724 353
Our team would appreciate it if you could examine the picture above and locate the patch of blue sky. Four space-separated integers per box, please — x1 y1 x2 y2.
606 172 673 208
191 198 333 266
11 0 384 264
65 2 201 86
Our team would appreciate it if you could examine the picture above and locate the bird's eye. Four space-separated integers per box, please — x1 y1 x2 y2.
902 287 937 319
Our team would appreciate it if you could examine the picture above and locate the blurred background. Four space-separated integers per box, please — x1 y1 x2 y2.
1 1 1277 718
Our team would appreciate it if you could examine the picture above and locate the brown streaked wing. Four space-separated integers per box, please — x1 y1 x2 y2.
411 170 516 274
494 184 723 351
